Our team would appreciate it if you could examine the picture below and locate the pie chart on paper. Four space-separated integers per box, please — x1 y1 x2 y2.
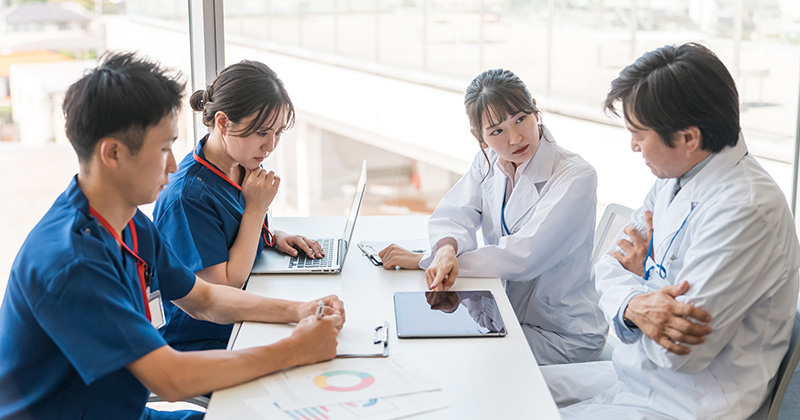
313 370 376 392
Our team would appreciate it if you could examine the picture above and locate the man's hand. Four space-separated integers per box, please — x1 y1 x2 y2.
274 231 324 259
297 295 345 328
624 280 712 355
378 244 423 270
287 314 343 366
611 210 653 277
426 244 458 291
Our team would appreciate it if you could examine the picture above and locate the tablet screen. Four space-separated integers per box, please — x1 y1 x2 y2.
394 290 507 338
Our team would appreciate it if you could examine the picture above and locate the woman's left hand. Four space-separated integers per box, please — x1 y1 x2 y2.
273 231 324 259
378 244 423 270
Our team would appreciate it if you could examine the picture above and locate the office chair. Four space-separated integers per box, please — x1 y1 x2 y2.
591 203 635 266
764 301 800 420
592 203 634 361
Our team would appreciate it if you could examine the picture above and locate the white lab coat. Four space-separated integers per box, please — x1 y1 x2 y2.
419 127 608 365
548 136 800 419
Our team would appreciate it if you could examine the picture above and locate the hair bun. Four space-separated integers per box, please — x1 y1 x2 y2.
189 89 206 111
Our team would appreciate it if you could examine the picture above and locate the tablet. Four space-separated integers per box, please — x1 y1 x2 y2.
393 290 507 338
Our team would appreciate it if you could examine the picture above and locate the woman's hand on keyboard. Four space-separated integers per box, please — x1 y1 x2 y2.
273 231 324 259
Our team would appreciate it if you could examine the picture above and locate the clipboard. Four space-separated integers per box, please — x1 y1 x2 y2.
336 322 390 358
357 242 384 266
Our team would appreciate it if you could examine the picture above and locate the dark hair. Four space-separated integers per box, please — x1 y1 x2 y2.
63 51 185 163
603 43 739 152
464 68 540 144
464 69 541 180
190 60 295 137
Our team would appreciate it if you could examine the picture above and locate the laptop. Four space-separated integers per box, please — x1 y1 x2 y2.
251 160 366 274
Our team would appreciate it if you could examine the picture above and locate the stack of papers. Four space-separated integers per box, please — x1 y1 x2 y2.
245 355 447 419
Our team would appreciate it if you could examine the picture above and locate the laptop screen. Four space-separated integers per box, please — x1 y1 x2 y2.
339 160 367 262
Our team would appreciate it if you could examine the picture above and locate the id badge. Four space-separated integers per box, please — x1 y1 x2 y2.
148 290 166 329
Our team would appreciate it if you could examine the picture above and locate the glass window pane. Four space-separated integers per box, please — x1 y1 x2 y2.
0 1 192 297
222 0 800 219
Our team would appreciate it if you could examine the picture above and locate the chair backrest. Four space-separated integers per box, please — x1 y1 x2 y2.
766 301 800 420
592 203 634 266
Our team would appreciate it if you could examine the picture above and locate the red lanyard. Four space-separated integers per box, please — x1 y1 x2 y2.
192 149 275 246
89 207 152 321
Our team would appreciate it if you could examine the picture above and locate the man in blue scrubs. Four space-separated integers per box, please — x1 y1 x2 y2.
0 52 344 420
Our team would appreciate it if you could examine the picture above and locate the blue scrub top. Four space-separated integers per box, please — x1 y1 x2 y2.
0 177 199 420
153 137 269 350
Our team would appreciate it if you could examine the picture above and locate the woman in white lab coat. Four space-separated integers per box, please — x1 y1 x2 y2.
380 69 608 364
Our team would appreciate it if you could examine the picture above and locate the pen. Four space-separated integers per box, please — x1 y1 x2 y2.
315 300 325 320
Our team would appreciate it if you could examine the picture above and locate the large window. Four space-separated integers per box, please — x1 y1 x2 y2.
0 0 192 296
2 0 800 296
221 0 800 215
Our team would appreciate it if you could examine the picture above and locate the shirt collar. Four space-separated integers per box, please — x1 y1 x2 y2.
495 156 533 189
65 174 90 215
196 134 209 159
677 152 715 189
195 134 232 177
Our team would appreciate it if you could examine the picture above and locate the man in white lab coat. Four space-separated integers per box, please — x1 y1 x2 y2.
541 43 800 420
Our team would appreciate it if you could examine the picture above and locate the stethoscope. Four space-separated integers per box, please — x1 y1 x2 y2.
499 123 545 237
501 186 512 236
642 207 695 281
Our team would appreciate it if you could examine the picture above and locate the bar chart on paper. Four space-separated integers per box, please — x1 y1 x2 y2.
281 398 398 419
244 392 448 420
282 404 333 420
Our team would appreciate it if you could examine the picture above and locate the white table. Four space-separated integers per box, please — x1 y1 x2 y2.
204 215 561 419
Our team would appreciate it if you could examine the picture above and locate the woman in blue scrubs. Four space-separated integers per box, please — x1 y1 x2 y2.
153 61 323 351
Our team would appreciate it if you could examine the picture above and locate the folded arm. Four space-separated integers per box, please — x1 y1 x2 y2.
638 202 775 373
600 197 780 373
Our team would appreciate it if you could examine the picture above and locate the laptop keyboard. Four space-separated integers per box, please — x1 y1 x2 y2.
289 238 334 268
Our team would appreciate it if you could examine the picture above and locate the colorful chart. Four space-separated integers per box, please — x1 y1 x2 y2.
276 403 331 420
344 398 378 408
313 370 375 392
